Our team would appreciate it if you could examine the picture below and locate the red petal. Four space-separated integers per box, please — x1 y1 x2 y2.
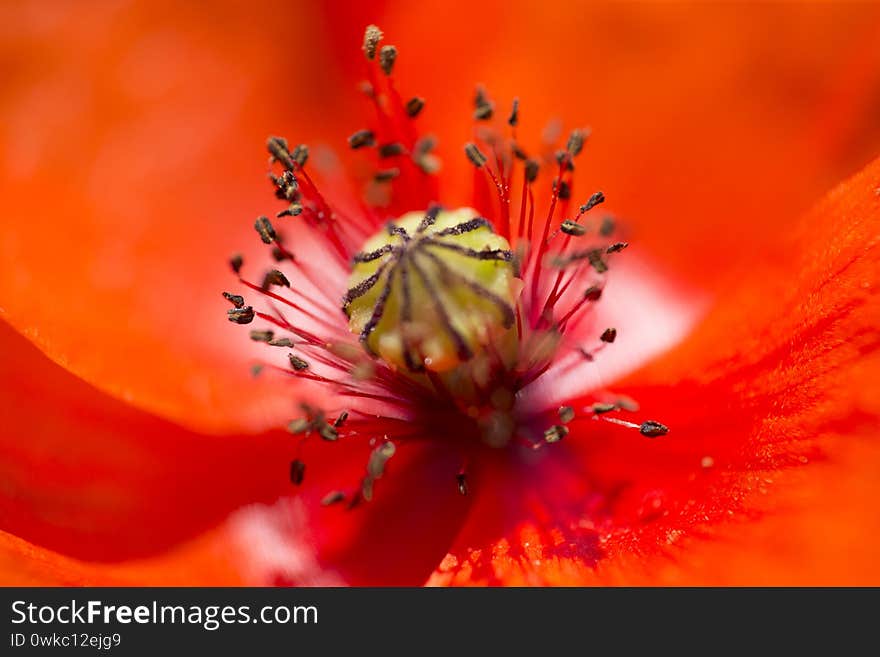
0 315 471 584
429 154 880 585
0 317 292 561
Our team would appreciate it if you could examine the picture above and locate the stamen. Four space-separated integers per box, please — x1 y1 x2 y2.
580 191 605 214
508 98 520 127
363 25 383 60
254 216 276 244
378 142 406 158
249 330 274 343
560 220 587 236
222 292 244 308
290 459 306 485
267 136 294 169
348 129 376 149
600 327 617 343
227 306 255 324
288 354 309 371
464 143 488 168
379 45 397 75
543 425 569 443
639 420 669 438
374 168 401 182
405 97 425 118
558 405 575 423
262 269 291 289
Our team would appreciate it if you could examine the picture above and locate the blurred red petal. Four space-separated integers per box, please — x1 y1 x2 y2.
0 315 470 584
429 153 880 585
0 317 293 562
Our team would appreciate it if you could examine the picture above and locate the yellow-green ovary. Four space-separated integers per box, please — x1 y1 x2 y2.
346 208 517 372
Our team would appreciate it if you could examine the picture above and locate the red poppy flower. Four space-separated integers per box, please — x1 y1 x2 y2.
2 1 879 586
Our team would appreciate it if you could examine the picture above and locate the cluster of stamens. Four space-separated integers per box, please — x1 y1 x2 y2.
222 25 668 506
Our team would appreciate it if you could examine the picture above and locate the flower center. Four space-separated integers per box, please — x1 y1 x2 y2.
220 23 669 504
345 207 517 373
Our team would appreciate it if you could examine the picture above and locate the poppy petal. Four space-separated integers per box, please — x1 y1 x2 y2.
429 153 880 585
0 316 294 561
0 313 470 584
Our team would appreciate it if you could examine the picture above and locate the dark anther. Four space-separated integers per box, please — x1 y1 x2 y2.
287 418 310 434
584 285 603 301
367 441 396 479
276 202 303 218
290 459 306 486
456 473 468 496
288 354 309 371
318 422 338 441
558 406 575 423
587 249 608 274
254 216 276 244
414 135 436 156
525 158 540 182
321 491 346 506
544 424 569 443
334 411 349 428
250 364 264 377
639 420 669 438
412 134 440 173
512 144 528 160
555 179 571 200
561 220 586 236
555 150 574 172
361 477 375 502
405 96 425 118
363 25 383 60
580 191 605 214
606 241 628 254
222 292 244 308
374 168 401 182
348 129 376 149
227 306 255 324
291 144 309 167
379 45 397 75
266 136 294 169
379 142 405 158
474 103 493 121
600 327 617 343
249 330 274 343
268 337 293 347
272 170 299 201
262 269 290 289
592 402 617 414
508 98 519 127
599 216 616 237
229 253 243 274
464 142 487 168
567 129 587 157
